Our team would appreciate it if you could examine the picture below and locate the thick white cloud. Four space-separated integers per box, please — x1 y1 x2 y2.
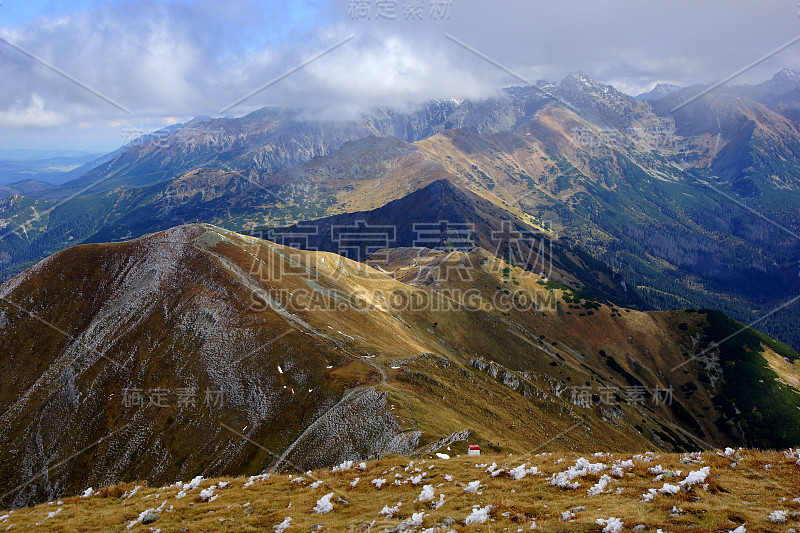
0 94 69 128
0 0 798 149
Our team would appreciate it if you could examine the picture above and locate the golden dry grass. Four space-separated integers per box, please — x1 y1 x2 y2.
2 449 798 532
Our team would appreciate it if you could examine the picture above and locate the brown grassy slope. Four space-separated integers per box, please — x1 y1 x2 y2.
2 224 799 510
2 448 798 532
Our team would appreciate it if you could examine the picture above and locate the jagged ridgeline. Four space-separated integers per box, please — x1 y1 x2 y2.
0 224 798 508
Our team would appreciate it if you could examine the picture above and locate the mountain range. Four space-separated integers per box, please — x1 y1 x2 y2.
2 69 800 507
3 70 800 349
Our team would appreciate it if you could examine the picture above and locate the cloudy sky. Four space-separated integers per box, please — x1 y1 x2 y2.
1 0 800 152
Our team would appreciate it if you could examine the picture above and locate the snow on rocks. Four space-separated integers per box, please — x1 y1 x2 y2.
313 493 335 514
81 487 94 498
596 517 624 533
465 505 492 525
126 502 166 529
729 525 746 532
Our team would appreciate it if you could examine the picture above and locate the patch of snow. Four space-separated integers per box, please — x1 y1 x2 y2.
332 460 354 472
587 475 612 496
658 483 680 494
610 460 633 478
244 473 269 488
417 485 434 502
406 512 425 527
596 517 623 533
123 486 141 499
465 505 492 525
313 493 335 514
126 502 166 530
433 494 445 509
509 463 538 480
680 467 709 487
379 502 401 518
274 517 292 532
199 486 216 502
464 480 481 493
550 457 606 489
372 478 386 489
767 510 787 523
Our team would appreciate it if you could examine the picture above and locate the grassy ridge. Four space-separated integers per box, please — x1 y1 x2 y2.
3 449 798 532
